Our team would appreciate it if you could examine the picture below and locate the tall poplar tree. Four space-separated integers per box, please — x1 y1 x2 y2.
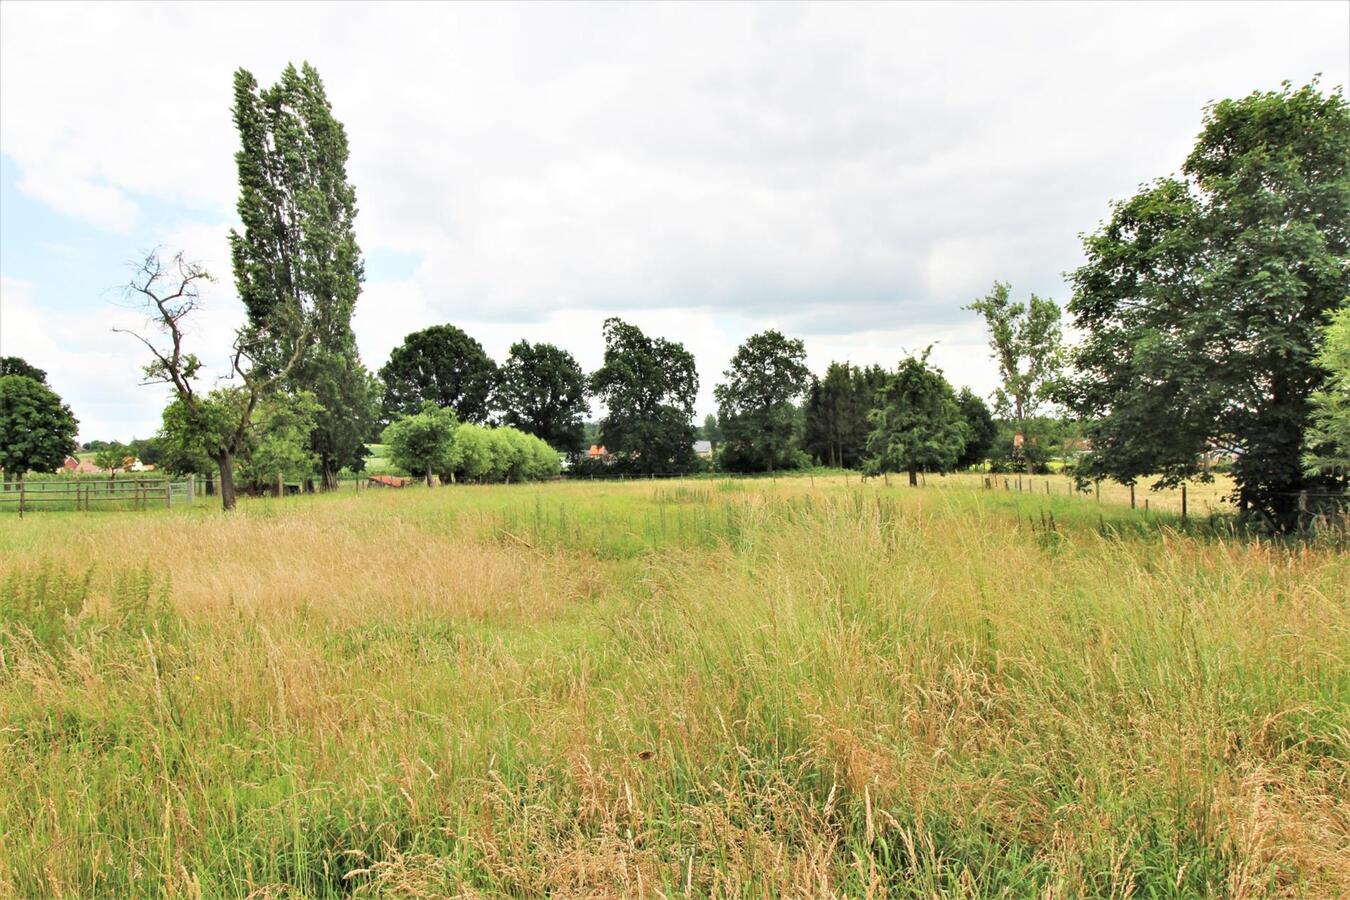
230 62 374 488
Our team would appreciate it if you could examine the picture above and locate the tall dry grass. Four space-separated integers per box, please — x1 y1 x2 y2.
0 478 1346 897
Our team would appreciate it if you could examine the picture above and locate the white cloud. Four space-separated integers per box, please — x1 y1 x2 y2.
0 275 170 439
1 1 1347 434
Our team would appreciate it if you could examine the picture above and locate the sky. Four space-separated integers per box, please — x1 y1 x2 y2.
1 1 1347 442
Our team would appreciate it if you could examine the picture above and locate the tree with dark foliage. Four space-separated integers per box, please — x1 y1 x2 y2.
1060 81 1349 530
380 325 498 424
0 373 78 481
589 318 699 475
802 362 888 469
494 340 589 455
865 352 968 486
715 330 810 473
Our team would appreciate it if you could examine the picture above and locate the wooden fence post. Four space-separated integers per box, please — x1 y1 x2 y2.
1181 484 1187 520
1130 484 1135 509
18 480 24 518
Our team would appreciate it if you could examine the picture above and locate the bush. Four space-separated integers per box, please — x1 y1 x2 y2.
443 423 558 483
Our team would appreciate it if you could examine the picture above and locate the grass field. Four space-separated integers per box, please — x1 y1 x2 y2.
1 476 1346 897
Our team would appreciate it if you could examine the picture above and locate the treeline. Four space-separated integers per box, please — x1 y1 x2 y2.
3 68 1345 532
382 411 560 487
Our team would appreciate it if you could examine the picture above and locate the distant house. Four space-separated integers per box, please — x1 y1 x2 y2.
586 444 613 462
64 456 106 474
693 440 712 458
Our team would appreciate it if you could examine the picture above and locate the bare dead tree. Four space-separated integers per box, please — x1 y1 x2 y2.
116 249 309 511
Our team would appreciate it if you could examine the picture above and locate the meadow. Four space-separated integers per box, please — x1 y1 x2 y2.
0 475 1346 897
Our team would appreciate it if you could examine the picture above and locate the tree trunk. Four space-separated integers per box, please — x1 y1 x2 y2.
425 464 434 487
321 459 338 491
908 468 918 487
215 452 237 511
205 473 216 496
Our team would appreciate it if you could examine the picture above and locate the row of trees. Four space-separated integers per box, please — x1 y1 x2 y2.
105 67 1350 528
3 71 1344 531
379 327 590 454
382 405 559 486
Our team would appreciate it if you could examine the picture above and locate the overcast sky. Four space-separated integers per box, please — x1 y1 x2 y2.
1 1 1346 441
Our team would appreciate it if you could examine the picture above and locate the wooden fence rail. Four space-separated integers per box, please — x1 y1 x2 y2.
0 478 186 517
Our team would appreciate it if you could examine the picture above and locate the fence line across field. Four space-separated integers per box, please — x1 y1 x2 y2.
0 477 184 516
4 471 1344 530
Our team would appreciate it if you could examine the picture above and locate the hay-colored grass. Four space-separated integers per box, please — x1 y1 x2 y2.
1 476 1345 897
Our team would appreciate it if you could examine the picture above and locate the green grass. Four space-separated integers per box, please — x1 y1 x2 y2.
0 475 1346 896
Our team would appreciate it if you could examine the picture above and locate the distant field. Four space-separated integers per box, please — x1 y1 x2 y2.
1 476 1345 895
359 442 398 476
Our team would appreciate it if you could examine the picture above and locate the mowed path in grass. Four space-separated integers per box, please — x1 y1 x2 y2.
1 476 1346 896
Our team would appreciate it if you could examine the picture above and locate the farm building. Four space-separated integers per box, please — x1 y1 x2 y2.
62 456 106 474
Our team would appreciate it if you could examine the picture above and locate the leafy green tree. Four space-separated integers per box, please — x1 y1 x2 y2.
382 403 458 487
380 325 497 424
865 353 968 486
1060 81 1350 529
0 374 78 481
715 330 811 473
1 357 47 383
954 388 997 469
802 362 888 469
304 348 378 487
94 442 131 477
495 427 534 482
237 392 322 492
229 62 371 490
127 437 164 468
1304 303 1350 478
526 433 561 480
494 341 588 455
589 318 699 475
118 250 310 511
157 393 234 478
987 418 1056 474
447 423 494 482
966 281 1063 425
